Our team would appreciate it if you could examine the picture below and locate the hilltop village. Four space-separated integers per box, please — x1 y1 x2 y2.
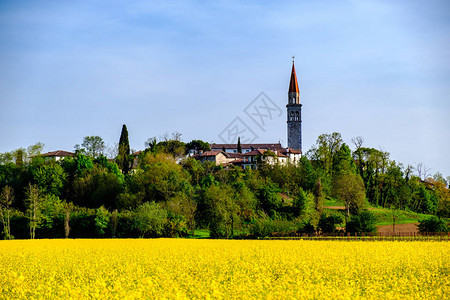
0 62 448 241
35 60 304 171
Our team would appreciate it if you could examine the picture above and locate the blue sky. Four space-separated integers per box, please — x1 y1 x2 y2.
0 0 449 176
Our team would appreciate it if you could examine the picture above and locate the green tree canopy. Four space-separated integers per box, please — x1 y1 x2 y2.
81 136 105 158
332 173 366 217
185 140 211 155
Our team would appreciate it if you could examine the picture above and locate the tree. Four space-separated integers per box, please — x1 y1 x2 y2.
95 206 110 236
292 188 307 217
30 160 66 196
298 156 317 192
306 132 344 194
416 163 431 181
333 143 356 176
106 143 119 159
133 202 168 237
390 206 401 236
135 152 191 203
233 183 257 222
237 137 242 154
433 172 447 186
200 185 239 238
75 153 94 175
82 136 105 158
181 158 206 185
318 214 343 234
418 216 448 233
27 142 45 158
0 186 14 239
14 148 25 166
156 139 186 158
185 140 211 155
346 210 377 233
313 178 325 215
332 173 366 218
256 181 282 216
0 151 14 164
63 201 73 238
429 177 450 218
117 124 131 174
25 184 44 239
145 137 157 152
164 193 197 234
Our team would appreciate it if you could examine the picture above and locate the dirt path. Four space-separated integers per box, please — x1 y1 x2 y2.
376 223 419 235
324 206 376 211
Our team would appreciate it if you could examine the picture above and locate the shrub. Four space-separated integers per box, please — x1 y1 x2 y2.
418 216 448 233
270 219 297 236
95 206 110 236
69 209 97 238
256 182 282 216
250 217 297 238
249 217 273 238
318 214 343 234
297 220 316 235
292 188 307 217
165 213 188 238
133 202 168 238
346 210 377 234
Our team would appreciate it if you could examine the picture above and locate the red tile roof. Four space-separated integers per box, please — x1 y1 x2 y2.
283 148 302 154
41 150 75 157
243 149 266 156
225 153 244 158
229 159 244 164
210 143 283 150
198 150 224 157
243 149 290 158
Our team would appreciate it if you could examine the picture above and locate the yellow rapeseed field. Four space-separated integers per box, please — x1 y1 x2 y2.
0 239 448 299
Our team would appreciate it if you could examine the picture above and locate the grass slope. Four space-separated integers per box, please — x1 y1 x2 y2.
324 197 436 226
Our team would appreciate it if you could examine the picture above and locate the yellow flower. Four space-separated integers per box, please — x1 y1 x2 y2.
0 239 448 299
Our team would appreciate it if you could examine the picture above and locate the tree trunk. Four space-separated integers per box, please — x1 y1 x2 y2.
64 209 71 238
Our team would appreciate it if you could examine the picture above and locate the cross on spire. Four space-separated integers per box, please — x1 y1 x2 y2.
292 55 295 63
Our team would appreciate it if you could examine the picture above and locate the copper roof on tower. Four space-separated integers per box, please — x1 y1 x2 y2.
288 62 299 94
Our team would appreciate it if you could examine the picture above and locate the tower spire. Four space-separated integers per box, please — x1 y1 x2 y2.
288 60 299 94
286 58 302 151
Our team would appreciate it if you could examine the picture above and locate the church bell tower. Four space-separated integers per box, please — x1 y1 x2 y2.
287 57 302 151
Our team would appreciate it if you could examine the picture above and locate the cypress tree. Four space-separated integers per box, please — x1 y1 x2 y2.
117 124 131 174
237 137 242 154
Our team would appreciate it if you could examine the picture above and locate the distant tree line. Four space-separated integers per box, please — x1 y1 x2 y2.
0 128 448 239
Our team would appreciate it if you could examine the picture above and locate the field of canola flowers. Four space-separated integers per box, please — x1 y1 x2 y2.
0 239 448 299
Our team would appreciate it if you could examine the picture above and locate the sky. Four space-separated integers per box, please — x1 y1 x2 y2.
0 0 449 176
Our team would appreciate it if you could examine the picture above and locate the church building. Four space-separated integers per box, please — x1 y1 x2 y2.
203 59 303 169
